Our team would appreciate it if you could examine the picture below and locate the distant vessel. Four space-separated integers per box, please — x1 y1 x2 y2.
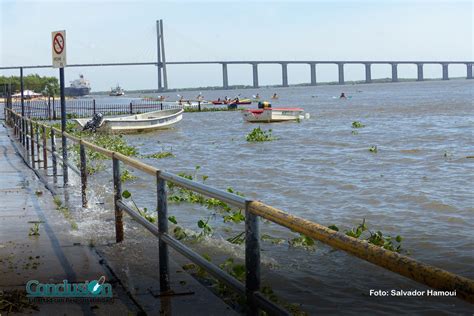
109 84 125 96
64 74 91 97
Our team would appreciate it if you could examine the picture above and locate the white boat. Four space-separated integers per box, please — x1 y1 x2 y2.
109 84 125 96
242 108 309 123
75 109 184 133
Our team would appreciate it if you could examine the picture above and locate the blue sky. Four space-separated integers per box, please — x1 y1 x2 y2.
1 0 473 91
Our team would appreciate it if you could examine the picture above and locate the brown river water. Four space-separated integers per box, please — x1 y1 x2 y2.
63 80 473 314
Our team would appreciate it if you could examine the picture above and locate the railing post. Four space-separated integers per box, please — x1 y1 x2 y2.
35 123 40 164
198 101 201 112
52 97 57 120
51 128 57 177
129 102 133 114
47 97 52 120
93 99 96 114
30 121 35 168
157 173 170 292
245 201 260 315
80 142 88 208
24 118 28 149
42 125 47 169
112 157 124 242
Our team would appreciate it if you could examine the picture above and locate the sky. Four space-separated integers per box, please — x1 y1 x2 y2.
1 0 473 91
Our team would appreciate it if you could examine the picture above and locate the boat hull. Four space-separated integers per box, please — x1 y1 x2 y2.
242 108 306 123
75 109 184 133
64 87 91 97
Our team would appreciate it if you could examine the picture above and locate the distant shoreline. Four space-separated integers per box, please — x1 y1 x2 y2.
90 76 469 95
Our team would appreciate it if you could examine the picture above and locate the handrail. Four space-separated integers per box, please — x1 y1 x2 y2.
4 108 474 311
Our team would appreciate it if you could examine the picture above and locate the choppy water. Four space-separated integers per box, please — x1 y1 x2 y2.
70 80 473 314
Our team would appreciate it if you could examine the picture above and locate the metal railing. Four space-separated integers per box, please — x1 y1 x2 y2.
3 107 474 314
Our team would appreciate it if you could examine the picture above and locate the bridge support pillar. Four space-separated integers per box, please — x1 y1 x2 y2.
417 63 424 81
252 63 259 88
365 63 372 83
442 64 449 80
467 63 473 79
222 63 229 89
391 63 398 82
338 63 345 85
281 63 288 87
310 63 316 86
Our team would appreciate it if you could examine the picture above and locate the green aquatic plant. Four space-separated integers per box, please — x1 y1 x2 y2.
369 146 378 153
288 234 315 250
141 151 175 159
328 219 404 253
120 169 137 182
246 127 276 142
197 217 213 238
121 190 156 223
352 121 366 128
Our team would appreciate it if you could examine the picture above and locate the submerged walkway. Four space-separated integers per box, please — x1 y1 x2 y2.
0 123 236 315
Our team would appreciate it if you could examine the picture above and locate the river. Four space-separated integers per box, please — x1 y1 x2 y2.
62 80 473 314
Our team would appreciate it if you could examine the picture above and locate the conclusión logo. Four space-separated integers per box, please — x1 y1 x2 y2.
26 276 112 301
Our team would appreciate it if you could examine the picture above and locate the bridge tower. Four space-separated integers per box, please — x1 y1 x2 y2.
156 19 168 92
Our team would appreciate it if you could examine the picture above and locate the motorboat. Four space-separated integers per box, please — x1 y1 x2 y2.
242 107 309 123
75 109 183 133
212 99 252 105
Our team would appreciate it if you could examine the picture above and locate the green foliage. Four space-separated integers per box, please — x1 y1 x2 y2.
352 121 366 128
288 234 315 250
197 217 213 237
329 219 404 253
369 145 378 153
226 231 245 245
246 127 276 142
29 223 40 236
120 169 137 182
223 211 245 224
141 151 175 159
168 216 178 225
261 234 286 245
121 190 156 223
0 74 59 96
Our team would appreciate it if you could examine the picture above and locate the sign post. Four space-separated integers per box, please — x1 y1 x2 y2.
52 30 68 185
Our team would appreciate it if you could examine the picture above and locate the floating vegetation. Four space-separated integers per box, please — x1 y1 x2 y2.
34 190 43 196
288 234 315 250
351 130 358 135
120 169 137 182
246 127 276 142
121 190 156 223
328 219 404 253
352 121 366 128
369 146 378 153
184 107 242 112
141 151 175 159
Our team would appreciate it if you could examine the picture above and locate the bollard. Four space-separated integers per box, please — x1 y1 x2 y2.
157 174 170 292
30 121 35 168
112 157 124 242
245 202 261 316
42 125 47 169
79 143 87 208
51 129 57 177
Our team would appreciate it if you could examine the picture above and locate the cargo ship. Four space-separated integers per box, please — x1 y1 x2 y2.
64 74 91 96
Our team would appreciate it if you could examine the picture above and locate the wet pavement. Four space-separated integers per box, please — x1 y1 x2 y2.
0 122 237 315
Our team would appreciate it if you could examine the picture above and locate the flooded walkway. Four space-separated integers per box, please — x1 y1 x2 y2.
0 123 236 315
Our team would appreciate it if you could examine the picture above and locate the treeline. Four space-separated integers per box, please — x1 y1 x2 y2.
0 74 59 96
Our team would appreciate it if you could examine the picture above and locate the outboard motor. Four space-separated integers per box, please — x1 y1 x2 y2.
83 113 104 132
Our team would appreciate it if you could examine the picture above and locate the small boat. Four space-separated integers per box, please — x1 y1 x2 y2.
75 109 183 133
109 84 125 96
242 108 309 123
212 99 252 105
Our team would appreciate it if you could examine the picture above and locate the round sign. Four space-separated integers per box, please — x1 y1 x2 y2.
53 33 64 55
